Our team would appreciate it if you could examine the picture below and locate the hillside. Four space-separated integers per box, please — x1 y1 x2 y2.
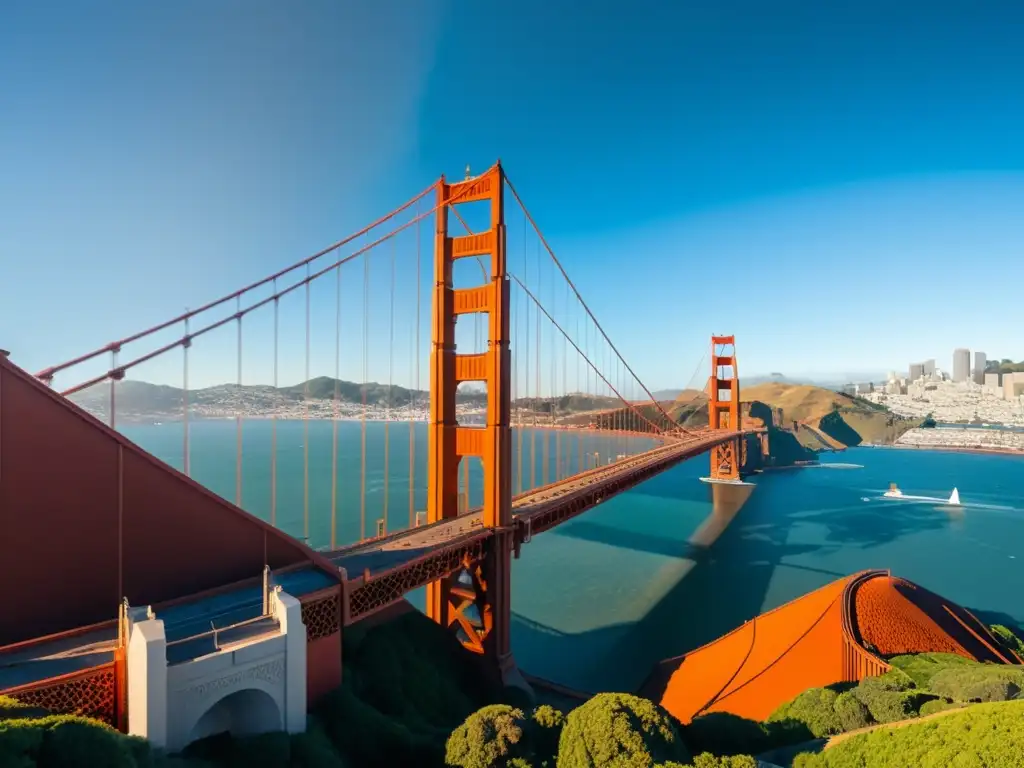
741 382 919 448
66 378 621 423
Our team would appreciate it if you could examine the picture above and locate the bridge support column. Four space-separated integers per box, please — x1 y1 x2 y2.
702 335 754 487
426 163 526 692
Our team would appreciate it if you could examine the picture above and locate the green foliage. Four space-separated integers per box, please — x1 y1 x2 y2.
792 700 1024 767
766 687 843 739
445 705 533 768
0 696 48 721
887 653 977 689
0 715 140 768
850 671 927 724
556 693 689 768
920 416 937 428
681 712 771 757
918 698 959 717
927 665 1024 703
288 717 349 768
990 624 1024 657
832 692 872 733
656 755 757 768
530 705 565 765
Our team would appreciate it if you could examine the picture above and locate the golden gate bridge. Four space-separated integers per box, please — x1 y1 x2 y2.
0 162 758 734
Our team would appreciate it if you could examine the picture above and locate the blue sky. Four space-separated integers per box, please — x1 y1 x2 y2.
2 0 1023 393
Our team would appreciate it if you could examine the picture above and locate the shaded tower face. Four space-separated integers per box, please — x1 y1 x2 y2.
952 348 970 383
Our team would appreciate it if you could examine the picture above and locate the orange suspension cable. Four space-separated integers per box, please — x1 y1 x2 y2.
510 274 668 435
331 262 341 549
504 173 686 434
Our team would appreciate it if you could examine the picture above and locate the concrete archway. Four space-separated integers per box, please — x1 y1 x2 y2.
187 687 282 746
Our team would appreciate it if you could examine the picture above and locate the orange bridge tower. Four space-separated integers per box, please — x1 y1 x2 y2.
705 335 748 483
426 163 523 687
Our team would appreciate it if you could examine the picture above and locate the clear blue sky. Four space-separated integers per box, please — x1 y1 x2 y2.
2 0 1023 392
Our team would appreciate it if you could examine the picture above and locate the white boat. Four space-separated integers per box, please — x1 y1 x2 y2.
883 482 903 498
948 487 960 506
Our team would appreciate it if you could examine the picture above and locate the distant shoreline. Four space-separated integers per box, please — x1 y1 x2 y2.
862 443 1024 459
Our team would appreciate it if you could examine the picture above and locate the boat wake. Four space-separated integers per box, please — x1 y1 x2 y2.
814 463 864 470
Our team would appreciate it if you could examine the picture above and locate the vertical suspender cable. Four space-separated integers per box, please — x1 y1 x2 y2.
183 314 191 477
360 251 369 541
331 260 341 549
384 237 395 533
271 280 279 528
303 264 311 543
235 296 243 507
109 348 117 430
410 202 421 528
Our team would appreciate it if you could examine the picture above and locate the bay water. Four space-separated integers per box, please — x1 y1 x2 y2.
122 421 1024 693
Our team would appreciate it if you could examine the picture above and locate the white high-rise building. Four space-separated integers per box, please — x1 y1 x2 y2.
973 352 987 385
953 348 971 383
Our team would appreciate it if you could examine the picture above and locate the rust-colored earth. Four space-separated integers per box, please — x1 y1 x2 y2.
641 570 1020 724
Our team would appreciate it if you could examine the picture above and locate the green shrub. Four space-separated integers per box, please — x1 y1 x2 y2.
289 717 349 768
677 755 758 767
791 700 1024 767
832 692 871 733
445 705 532 768
927 665 1024 703
990 625 1024 657
850 670 926 724
530 705 565 765
0 695 48 721
32 715 139 768
918 698 959 717
318 682 437 767
766 687 842 739
887 652 978 689
682 712 770 757
556 693 689 768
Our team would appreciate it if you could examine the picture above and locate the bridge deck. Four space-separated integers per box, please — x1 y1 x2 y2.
327 434 737 581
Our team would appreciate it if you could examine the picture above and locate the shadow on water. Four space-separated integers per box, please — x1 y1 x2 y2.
512 466 958 694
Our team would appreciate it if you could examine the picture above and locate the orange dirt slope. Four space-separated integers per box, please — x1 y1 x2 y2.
641 570 1020 725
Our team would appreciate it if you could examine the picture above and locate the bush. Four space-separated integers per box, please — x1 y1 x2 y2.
557 693 689 768
318 682 438 767
918 698 959 717
682 712 770 757
445 705 533 768
790 700 1024 767
887 653 977 689
0 695 48 721
22 715 141 768
672 755 758 767
850 672 927 724
530 705 565 765
766 688 842 739
990 625 1024 657
927 665 1024 703
832 692 871 733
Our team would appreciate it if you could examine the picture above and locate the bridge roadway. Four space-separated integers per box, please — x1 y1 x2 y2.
0 429 745 690
329 430 745 622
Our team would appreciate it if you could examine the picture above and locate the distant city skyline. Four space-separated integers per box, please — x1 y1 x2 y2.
2 3 1023 390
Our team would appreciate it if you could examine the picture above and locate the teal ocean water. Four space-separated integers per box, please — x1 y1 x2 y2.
123 422 1024 694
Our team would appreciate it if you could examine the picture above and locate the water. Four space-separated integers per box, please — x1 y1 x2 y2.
123 423 1024 694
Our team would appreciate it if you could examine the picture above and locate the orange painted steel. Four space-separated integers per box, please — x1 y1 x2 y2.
0 355 339 647
709 335 743 481
645 570 1019 725
426 165 514 666
338 431 750 624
